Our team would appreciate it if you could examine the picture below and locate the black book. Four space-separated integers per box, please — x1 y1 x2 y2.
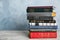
29 20 56 23
27 16 53 20
27 6 53 12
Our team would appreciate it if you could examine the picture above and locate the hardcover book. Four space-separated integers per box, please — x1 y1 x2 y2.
27 6 53 12
29 20 56 23
29 31 57 38
27 12 52 16
29 23 57 26
27 16 53 20
30 26 57 29
30 29 57 31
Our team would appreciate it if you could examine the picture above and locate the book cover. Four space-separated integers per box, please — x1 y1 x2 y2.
27 16 53 20
29 20 56 23
30 26 57 29
27 6 53 12
30 29 57 31
29 31 57 38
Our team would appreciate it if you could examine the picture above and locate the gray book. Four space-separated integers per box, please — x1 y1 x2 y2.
30 29 57 31
27 12 52 16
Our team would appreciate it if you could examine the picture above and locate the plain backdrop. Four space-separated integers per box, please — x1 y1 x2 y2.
0 0 60 30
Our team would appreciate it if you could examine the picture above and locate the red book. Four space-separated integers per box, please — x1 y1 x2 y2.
29 31 57 38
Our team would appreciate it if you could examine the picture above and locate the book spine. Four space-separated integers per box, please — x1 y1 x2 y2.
30 26 57 29
29 23 57 26
27 7 53 12
30 29 57 31
29 20 56 23
29 31 57 38
27 12 52 16
27 16 53 20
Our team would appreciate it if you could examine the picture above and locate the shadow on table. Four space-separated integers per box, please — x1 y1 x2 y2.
21 31 29 37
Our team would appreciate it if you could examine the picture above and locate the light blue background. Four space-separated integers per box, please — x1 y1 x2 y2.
0 0 59 30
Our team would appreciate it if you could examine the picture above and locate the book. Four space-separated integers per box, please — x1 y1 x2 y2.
29 20 56 23
29 31 57 38
27 16 53 20
27 6 53 12
27 12 52 16
29 23 57 26
30 26 57 29
30 29 57 31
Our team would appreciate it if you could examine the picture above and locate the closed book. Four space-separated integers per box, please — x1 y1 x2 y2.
27 16 53 20
27 12 52 16
30 29 57 31
29 23 57 26
27 6 53 12
30 26 57 29
29 31 57 38
29 20 56 23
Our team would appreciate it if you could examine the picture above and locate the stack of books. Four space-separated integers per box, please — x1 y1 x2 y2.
27 6 58 38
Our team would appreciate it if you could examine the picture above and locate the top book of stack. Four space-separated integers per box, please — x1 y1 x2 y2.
27 6 53 13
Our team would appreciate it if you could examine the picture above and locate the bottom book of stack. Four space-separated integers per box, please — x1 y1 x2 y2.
29 31 57 38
